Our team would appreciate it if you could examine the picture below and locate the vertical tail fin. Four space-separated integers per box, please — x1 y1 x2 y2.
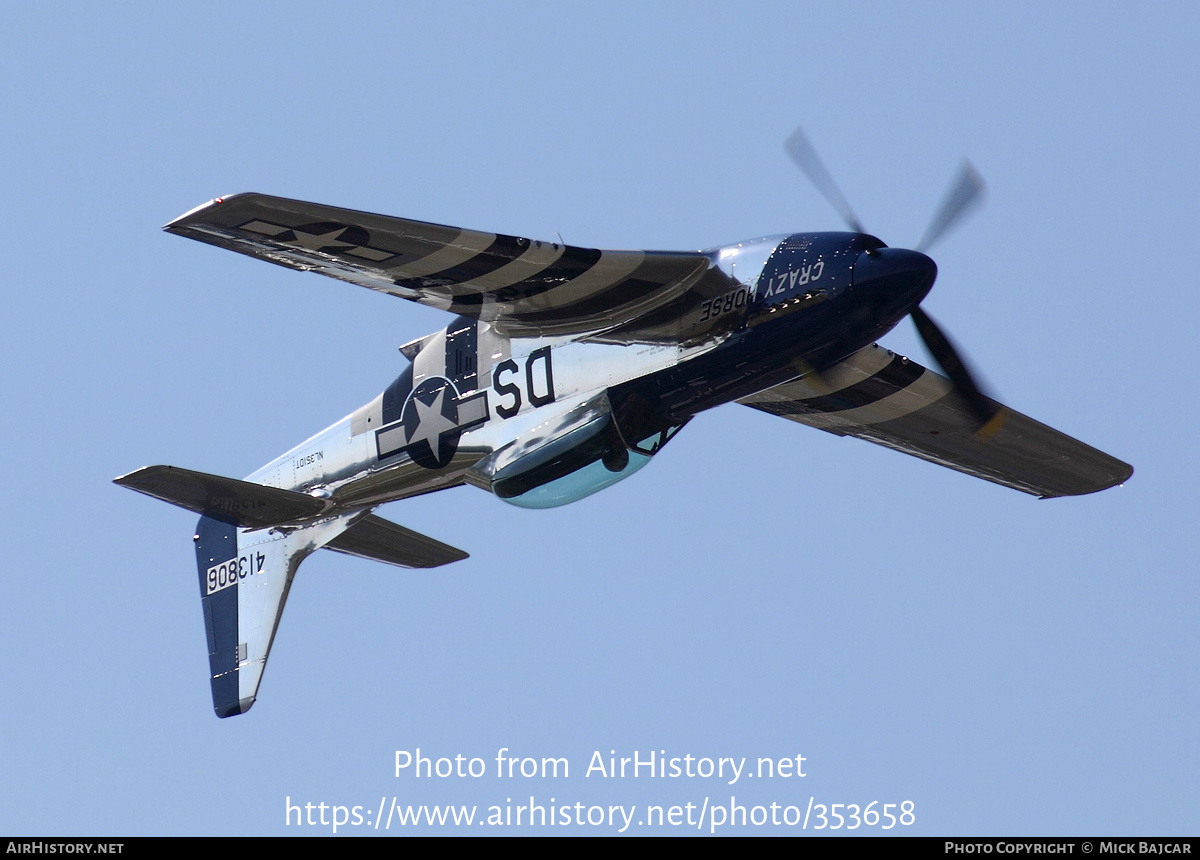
118 465 470 716
193 514 353 717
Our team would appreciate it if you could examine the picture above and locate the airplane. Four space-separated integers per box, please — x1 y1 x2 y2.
116 130 1132 718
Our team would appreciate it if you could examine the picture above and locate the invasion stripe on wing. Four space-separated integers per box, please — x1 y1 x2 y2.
790 354 925 414
449 240 570 291
507 253 708 323
389 233 522 286
742 349 951 429
388 228 500 278
166 194 716 335
791 368 952 431
436 245 606 310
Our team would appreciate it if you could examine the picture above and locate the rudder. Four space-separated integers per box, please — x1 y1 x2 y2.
194 516 245 717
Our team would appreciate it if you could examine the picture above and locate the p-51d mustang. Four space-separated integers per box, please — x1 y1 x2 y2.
117 131 1132 717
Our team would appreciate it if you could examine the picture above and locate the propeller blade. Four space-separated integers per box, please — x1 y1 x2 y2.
784 127 867 235
916 160 985 252
910 305 1005 434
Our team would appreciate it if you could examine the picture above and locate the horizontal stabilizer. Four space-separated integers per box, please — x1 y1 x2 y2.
324 514 468 568
114 465 327 528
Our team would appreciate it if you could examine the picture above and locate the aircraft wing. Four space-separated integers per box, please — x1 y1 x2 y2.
738 344 1133 498
166 193 724 339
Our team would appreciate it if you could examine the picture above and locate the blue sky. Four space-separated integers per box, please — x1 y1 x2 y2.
2 1 1196 836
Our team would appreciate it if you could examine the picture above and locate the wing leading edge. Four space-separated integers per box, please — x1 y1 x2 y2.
165 193 717 339
738 344 1132 498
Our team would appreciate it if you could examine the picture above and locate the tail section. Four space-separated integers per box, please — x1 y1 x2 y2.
118 465 470 717
194 514 353 717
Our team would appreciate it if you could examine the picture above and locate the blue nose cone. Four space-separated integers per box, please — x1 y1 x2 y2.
852 248 938 328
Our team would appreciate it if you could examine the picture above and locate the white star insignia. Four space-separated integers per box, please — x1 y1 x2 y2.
285 227 353 252
407 388 458 454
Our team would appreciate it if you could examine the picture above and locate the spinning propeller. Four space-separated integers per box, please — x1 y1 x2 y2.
784 128 1002 434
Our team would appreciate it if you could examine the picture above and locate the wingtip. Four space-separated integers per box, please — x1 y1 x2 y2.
162 193 248 231
1038 459 1134 499
1097 460 1135 494
113 466 154 486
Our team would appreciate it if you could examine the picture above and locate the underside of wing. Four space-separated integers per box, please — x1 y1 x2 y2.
738 344 1133 498
166 193 723 340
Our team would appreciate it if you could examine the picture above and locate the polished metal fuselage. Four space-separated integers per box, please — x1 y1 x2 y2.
244 231 901 516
